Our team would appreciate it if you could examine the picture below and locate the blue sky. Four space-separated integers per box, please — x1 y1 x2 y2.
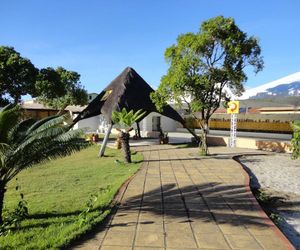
1 1 300 94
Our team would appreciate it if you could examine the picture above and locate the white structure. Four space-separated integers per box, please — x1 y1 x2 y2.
140 112 179 137
73 112 180 136
88 93 98 102
72 94 182 135
72 114 102 132
21 97 184 136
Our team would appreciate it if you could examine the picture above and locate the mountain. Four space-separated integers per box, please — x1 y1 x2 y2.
240 71 300 100
237 96 300 108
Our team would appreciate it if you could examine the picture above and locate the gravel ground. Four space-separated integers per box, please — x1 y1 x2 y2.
239 154 300 250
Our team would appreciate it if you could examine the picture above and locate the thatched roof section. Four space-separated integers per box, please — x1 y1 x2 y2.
73 67 184 124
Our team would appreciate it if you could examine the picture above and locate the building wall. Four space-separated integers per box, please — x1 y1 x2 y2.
161 115 178 131
206 135 292 153
73 114 101 132
72 93 101 132
140 112 178 136
88 93 98 103
23 109 59 120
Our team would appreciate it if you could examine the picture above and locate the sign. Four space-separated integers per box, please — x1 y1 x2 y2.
227 101 239 114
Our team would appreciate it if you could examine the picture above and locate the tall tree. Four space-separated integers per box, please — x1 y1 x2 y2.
35 67 88 114
0 104 89 224
151 16 263 154
0 46 38 105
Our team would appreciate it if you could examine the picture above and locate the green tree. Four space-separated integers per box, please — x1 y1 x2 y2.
35 67 88 114
0 104 89 224
112 108 145 163
0 46 38 105
291 120 300 159
151 16 263 154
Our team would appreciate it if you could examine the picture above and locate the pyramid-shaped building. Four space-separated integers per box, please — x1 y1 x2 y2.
73 67 185 125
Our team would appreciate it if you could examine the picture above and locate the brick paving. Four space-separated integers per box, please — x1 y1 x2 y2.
73 145 295 250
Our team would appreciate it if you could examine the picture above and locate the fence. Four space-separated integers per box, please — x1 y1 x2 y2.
185 116 294 133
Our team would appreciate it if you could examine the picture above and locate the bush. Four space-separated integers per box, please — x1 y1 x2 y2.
291 120 300 159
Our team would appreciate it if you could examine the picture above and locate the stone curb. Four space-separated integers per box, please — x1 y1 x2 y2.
233 155 295 250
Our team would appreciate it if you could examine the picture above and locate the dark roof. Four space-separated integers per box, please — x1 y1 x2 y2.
73 67 185 124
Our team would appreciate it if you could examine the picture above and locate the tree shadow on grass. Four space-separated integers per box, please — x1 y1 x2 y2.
28 202 111 219
28 210 82 220
3 204 112 233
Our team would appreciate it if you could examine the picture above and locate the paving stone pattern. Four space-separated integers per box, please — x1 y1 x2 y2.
74 145 294 250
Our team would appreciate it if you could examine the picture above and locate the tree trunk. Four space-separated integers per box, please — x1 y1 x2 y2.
136 122 141 138
99 124 113 157
199 122 208 156
120 131 131 163
0 183 6 225
13 96 20 105
115 134 122 149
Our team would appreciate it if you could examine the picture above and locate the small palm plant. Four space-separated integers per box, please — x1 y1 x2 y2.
112 108 145 163
291 120 300 159
0 104 89 224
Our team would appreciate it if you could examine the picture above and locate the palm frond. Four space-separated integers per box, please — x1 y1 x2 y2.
0 104 17 113
0 143 11 167
0 109 90 184
0 104 21 143
14 126 67 153
112 109 146 128
7 118 36 144
25 115 60 136
4 134 90 183
0 143 10 152
132 109 146 122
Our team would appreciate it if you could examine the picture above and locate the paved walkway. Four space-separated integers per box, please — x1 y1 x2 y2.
74 145 294 250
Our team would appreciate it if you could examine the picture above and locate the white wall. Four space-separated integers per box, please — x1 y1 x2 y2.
72 112 179 136
140 112 178 136
161 115 178 131
73 114 101 132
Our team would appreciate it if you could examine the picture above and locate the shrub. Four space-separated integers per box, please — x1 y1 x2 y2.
291 120 300 159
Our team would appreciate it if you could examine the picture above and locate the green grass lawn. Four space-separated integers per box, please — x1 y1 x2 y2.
0 145 143 249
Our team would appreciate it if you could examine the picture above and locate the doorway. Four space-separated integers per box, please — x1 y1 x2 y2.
152 116 161 131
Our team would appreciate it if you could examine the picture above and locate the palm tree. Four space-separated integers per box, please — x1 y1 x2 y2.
112 108 145 163
0 104 89 224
